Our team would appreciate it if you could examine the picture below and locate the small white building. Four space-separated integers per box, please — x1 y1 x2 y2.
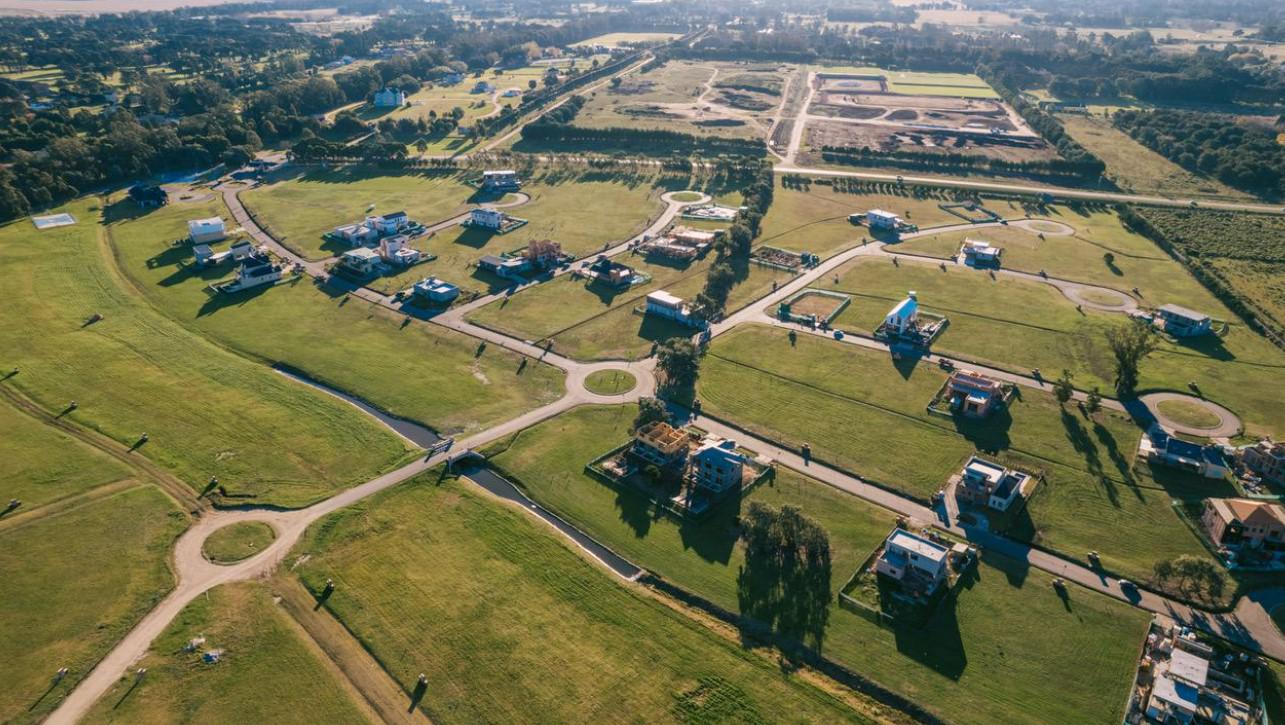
188 217 226 245
372 88 407 107
961 239 1002 266
230 257 281 290
883 291 919 336
468 207 506 230
379 235 420 265
875 529 949 594
412 277 460 304
370 211 409 236
333 222 381 246
866 209 901 231
340 247 381 275
645 290 704 328
688 437 745 492
481 170 521 192
1156 304 1213 338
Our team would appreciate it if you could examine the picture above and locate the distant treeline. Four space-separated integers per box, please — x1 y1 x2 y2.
818 146 1102 183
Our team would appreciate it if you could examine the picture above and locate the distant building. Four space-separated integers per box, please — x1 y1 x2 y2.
412 277 460 304
645 290 704 328
945 369 1009 419
128 184 168 208
477 254 531 280
866 209 901 231
439 73 465 86
340 247 381 275
1156 304 1213 338
1139 426 1231 480
1201 498 1285 552
631 421 688 468
687 437 745 492
875 529 949 596
960 239 1001 267
954 456 1029 511
187 217 226 245
1241 439 1285 485
501 87 523 98
468 207 507 230
882 291 919 336
481 170 521 192
372 88 407 107
670 227 717 248
472 80 495 94
379 235 420 266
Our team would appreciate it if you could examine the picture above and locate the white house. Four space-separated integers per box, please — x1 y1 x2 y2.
412 277 460 304
481 170 521 192
1139 426 1231 480
229 257 281 291
468 207 507 230
1156 304 1213 338
866 209 901 231
1146 648 1209 724
333 222 381 246
340 247 381 275
372 88 407 107
379 235 420 265
193 244 215 265
187 217 226 245
645 290 704 328
370 211 409 236
956 456 1029 511
687 437 745 492
883 291 919 336
875 529 949 594
961 239 1001 266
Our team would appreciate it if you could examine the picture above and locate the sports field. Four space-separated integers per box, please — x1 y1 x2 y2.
85 582 371 724
0 399 132 511
0 486 185 724
813 65 1000 99
0 200 412 505
482 404 1150 725
292 470 869 723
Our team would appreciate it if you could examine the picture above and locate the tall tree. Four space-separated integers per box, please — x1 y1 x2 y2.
1105 322 1158 397
655 338 701 396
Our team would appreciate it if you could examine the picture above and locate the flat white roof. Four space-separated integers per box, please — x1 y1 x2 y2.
965 457 1006 484
1168 649 1209 687
343 247 380 259
1151 670 1199 713
886 529 948 563
188 217 224 230
647 290 684 307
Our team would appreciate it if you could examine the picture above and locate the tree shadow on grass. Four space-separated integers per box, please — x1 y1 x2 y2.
100 197 155 225
890 578 968 680
950 407 1013 456
196 282 272 317
452 226 498 249
1060 408 1117 506
677 485 743 566
736 532 831 651
1167 333 1235 362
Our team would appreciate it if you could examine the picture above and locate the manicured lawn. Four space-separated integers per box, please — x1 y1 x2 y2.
0 485 186 725
584 370 636 395
240 168 479 260
0 200 411 505
818 258 1285 437
759 183 964 259
699 325 1217 582
105 196 564 437
671 190 704 202
85 582 370 724
203 522 277 564
482 404 1149 725
1156 399 1221 429
292 471 868 724
0 399 132 511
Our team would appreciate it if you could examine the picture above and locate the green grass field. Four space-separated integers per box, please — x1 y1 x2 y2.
759 183 965 259
482 404 1150 725
240 169 480 261
105 196 564 437
0 200 412 505
813 65 1000 99
85 582 371 724
291 470 869 724
818 258 1285 436
571 32 681 47
1058 115 1250 201
584 370 636 395
0 485 186 724
698 325 1217 582
0 399 132 511
202 522 277 564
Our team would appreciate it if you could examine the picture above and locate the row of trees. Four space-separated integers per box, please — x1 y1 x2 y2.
819 145 1102 183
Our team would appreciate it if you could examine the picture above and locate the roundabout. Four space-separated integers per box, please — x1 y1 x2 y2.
1140 392 1242 438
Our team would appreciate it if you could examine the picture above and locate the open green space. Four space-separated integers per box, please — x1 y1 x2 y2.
812 65 1000 99
583 369 636 395
85 582 370 724
371 170 671 297
671 190 704 202
203 522 277 564
0 399 132 511
699 325 1217 582
1058 115 1250 201
105 196 564 438
0 485 185 725
760 183 963 259
1155 399 1222 429
240 169 479 261
292 469 867 724
0 199 411 505
482 404 1149 725
820 258 1285 437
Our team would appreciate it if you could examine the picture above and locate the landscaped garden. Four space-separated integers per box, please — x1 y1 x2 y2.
0 486 186 724
85 582 370 724
290 469 870 724
480 404 1151 725
0 199 413 505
